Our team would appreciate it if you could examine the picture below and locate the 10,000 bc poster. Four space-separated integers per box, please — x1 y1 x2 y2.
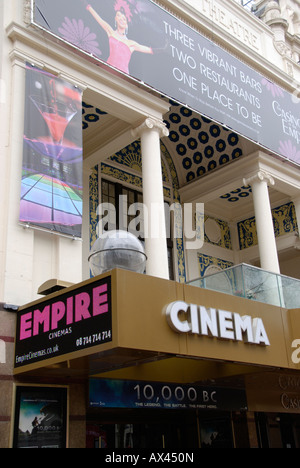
33 0 300 166
13 386 67 449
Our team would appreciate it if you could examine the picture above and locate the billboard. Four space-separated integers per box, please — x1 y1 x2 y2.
20 64 83 237
33 0 300 166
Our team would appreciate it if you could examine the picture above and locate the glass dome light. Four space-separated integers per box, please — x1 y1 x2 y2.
88 230 147 276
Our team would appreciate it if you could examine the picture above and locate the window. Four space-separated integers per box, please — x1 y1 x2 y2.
100 180 174 279
100 181 144 237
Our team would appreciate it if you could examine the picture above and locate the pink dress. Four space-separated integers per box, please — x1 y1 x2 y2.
107 36 132 74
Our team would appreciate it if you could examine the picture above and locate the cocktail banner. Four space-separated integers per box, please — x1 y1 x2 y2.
33 0 300 166
20 64 83 237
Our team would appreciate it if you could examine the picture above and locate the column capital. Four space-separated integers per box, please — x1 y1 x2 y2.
131 117 169 139
243 170 275 188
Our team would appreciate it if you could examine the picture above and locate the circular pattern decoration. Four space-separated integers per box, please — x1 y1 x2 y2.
199 131 209 144
204 146 214 159
169 113 181 124
219 154 229 165
183 157 192 169
197 166 206 177
180 107 192 117
205 218 222 244
220 185 252 203
82 102 107 130
209 125 221 138
179 125 190 136
187 138 198 150
228 133 239 146
216 139 226 152
164 106 243 184
190 118 201 130
169 131 179 142
176 144 187 156
193 152 203 164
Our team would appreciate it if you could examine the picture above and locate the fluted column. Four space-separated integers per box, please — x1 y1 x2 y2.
243 171 280 274
132 118 169 279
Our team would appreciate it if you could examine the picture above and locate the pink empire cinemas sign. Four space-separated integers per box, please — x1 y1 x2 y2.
14 276 112 369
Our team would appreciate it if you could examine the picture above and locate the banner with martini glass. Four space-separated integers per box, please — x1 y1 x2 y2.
20 64 83 237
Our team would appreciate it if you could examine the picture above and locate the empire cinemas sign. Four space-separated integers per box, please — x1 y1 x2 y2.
166 301 270 346
15 277 112 368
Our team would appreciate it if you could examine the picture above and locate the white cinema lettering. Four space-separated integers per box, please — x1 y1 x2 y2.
166 301 270 346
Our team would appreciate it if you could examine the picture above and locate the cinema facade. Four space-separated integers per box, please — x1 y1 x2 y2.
1 0 300 448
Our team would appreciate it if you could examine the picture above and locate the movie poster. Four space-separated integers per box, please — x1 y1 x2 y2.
33 0 300 166
13 386 67 449
20 64 83 237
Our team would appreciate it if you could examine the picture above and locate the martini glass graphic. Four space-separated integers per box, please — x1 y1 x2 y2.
28 94 79 160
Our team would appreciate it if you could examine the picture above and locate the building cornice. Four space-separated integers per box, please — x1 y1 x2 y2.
179 151 300 204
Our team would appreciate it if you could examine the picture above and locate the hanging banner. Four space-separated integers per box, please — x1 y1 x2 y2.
33 0 300 166
20 64 83 237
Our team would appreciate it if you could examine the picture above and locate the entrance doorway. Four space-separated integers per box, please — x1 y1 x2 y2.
255 413 300 448
86 409 235 449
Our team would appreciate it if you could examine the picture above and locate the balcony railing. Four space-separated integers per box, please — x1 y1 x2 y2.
188 264 300 309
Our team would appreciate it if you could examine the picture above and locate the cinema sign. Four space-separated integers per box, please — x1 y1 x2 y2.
14 269 298 377
166 301 270 346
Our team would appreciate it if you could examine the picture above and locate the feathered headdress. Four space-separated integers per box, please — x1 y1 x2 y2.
114 0 133 22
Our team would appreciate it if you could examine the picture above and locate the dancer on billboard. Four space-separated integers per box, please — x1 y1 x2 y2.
82 0 154 74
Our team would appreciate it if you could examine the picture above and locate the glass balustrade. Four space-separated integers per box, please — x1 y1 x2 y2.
187 264 300 309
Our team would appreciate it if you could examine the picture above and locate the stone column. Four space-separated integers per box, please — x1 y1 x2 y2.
132 118 169 279
243 171 280 274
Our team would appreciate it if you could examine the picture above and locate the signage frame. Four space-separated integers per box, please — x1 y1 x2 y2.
12 384 68 449
20 63 83 238
14 269 300 377
14 273 113 373
89 378 248 411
